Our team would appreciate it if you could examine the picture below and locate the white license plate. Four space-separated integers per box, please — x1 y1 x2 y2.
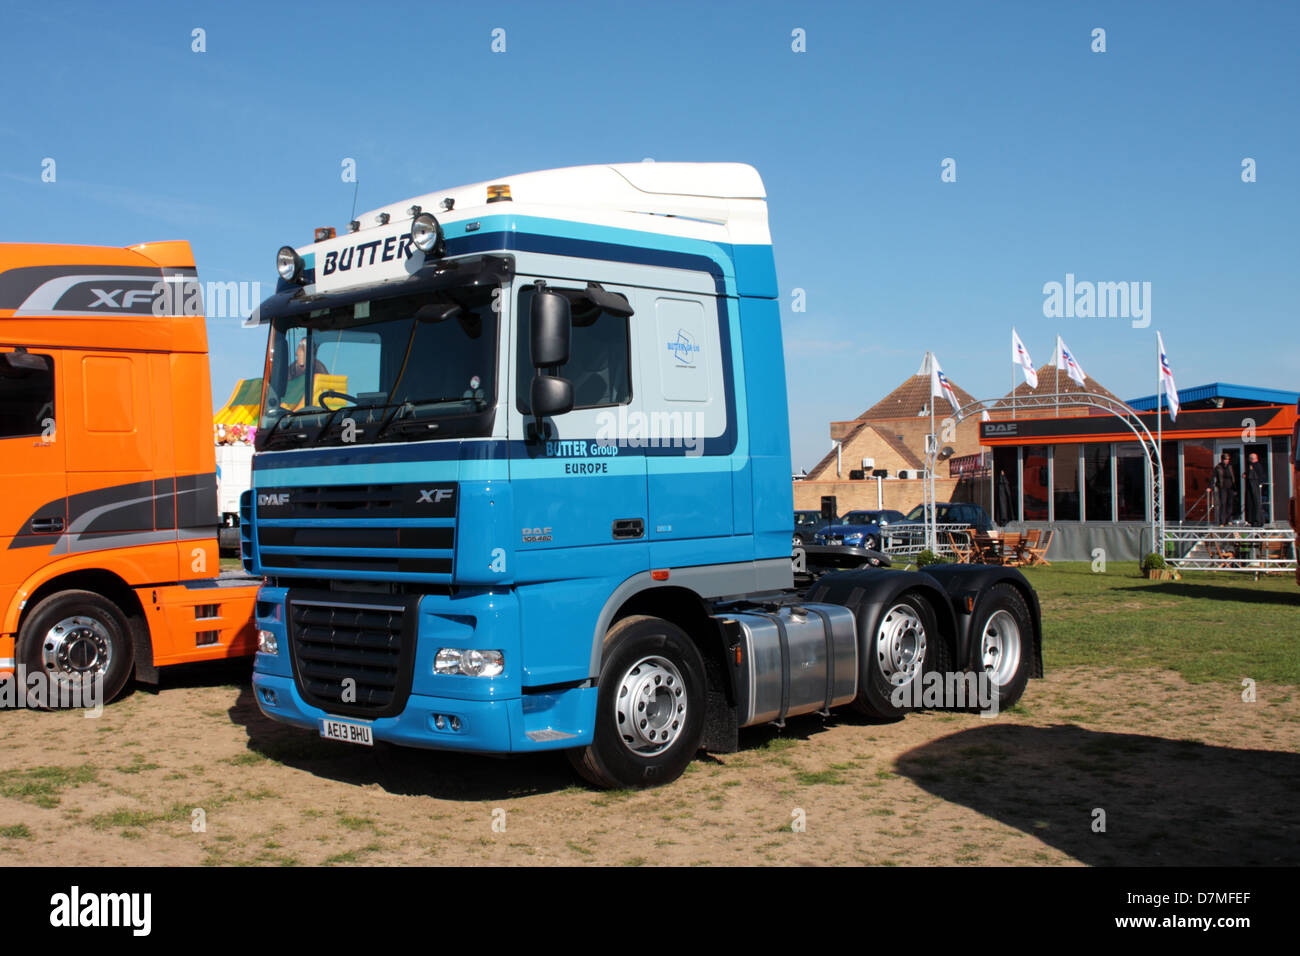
319 717 373 746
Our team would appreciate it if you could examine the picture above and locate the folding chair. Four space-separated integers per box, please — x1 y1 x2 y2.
1025 529 1053 566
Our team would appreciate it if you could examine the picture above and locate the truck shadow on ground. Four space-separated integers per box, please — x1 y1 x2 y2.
1113 582 1300 606
894 722 1300 865
223 681 872 798
226 684 584 800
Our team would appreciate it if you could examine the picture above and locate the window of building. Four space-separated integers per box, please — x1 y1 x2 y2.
1181 439 1215 522
0 352 55 439
1024 445 1050 521
1116 443 1147 521
516 284 631 414
1084 443 1113 521
1053 444 1080 521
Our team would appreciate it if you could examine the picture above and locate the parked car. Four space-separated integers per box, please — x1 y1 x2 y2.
899 501 994 533
812 509 905 551
793 509 830 546
885 501 994 552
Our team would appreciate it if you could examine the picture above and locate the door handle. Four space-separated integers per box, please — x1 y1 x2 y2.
31 516 65 534
612 518 644 540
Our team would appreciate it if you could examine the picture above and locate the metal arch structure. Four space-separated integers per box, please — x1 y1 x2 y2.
924 391 1165 553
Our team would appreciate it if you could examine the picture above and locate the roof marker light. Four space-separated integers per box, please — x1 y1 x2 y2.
407 204 422 218
376 212 390 225
486 184 512 203
314 227 336 242
348 220 360 233
440 197 455 211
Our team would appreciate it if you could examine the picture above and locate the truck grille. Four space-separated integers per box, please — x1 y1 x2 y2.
254 482 457 582
287 596 416 718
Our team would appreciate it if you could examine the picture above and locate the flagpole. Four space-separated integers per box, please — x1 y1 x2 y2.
929 354 936 554
1011 329 1016 421
1156 333 1163 545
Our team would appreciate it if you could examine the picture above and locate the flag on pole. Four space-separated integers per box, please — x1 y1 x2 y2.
1157 331 1179 421
1011 328 1038 388
930 354 960 412
1056 335 1087 386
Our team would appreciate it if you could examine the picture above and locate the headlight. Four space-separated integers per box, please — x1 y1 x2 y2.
410 212 443 254
257 629 279 655
276 246 303 283
435 648 504 677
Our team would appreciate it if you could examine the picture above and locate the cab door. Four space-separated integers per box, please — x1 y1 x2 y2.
507 275 648 562
62 351 156 555
0 349 66 590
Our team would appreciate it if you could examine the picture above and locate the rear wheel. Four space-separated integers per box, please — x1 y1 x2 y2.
971 584 1035 710
852 592 936 719
862 534 879 551
16 590 134 708
568 615 706 789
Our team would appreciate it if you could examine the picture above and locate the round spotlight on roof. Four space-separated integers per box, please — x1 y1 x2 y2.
276 246 304 283
410 212 444 256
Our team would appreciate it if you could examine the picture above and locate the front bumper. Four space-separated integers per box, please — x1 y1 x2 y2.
251 671 595 753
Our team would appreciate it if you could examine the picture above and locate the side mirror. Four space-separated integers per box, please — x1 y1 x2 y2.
530 287 571 367
531 375 573 418
1 351 48 375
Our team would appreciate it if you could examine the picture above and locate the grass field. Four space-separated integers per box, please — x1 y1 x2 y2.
1022 562 1300 686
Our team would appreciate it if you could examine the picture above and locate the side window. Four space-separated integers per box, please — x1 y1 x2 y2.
0 352 55 439
516 284 631 414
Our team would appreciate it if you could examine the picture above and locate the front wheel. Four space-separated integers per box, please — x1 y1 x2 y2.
16 590 135 708
862 534 879 551
567 615 706 789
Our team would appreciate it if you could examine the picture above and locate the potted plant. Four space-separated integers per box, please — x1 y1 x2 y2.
1141 552 1180 580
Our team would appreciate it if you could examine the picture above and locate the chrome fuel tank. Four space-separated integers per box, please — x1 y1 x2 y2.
721 603 858 728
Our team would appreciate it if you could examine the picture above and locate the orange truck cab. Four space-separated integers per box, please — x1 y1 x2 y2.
0 240 257 705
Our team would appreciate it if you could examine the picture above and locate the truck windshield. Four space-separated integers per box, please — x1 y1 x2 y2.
257 283 499 450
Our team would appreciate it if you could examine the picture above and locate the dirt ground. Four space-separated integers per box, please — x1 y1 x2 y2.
1 664 1297 866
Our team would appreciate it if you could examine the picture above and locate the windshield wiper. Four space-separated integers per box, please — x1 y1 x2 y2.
371 395 484 442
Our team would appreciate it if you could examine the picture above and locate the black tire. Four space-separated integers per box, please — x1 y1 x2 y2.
862 534 879 551
16 590 134 708
969 583 1035 710
218 525 240 556
852 591 937 719
567 615 707 789
793 533 804 547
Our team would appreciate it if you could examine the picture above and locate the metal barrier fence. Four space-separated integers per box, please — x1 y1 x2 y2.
883 523 973 558
1162 527 1296 574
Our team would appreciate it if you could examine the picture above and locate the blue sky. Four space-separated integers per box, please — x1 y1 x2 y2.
2 0 1296 471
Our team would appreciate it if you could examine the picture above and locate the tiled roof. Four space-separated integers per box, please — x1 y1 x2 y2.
858 373 979 421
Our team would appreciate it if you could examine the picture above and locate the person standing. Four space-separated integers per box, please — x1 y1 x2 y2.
1244 452 1266 526
1212 452 1237 525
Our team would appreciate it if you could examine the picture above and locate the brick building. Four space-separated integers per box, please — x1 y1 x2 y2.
793 353 983 514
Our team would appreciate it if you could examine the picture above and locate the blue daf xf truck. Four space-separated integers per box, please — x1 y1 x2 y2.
245 163 1041 788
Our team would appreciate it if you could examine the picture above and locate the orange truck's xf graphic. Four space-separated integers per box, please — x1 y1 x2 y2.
0 240 257 703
